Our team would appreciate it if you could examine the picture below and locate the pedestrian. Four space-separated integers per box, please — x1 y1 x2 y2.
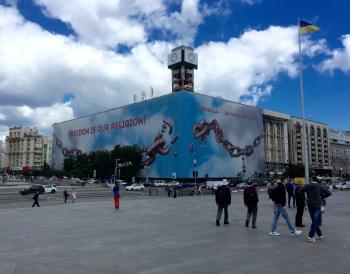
166 185 171 197
269 178 302 236
286 179 296 208
113 182 120 209
63 189 69 203
295 182 306 227
198 186 202 196
32 191 40 207
304 177 331 243
71 187 77 203
173 187 177 198
215 179 231 226
244 180 259 228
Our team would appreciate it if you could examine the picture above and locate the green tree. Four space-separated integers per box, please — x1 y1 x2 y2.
90 151 113 179
111 145 142 179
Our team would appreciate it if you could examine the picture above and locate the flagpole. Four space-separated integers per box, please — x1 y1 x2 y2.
298 18 310 184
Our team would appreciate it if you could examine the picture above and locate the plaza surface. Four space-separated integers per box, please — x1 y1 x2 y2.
0 191 349 274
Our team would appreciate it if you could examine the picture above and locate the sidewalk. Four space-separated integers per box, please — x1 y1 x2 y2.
0 191 348 274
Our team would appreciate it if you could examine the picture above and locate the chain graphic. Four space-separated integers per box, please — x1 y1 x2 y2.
192 119 264 157
141 120 179 166
54 136 83 157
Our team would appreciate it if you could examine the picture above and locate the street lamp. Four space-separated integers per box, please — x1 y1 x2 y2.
241 157 246 181
146 155 149 184
193 158 197 186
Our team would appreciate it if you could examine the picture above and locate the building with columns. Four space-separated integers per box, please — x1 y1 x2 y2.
262 109 290 174
288 117 331 175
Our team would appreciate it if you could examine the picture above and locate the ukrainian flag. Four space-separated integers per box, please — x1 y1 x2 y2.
300 20 320 34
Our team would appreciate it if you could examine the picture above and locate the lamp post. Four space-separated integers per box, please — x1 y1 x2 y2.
146 156 149 184
193 158 197 186
115 158 120 182
241 157 246 181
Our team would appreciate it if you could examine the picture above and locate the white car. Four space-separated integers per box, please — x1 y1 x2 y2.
125 183 145 191
44 185 57 193
340 181 350 190
167 181 179 187
153 180 167 187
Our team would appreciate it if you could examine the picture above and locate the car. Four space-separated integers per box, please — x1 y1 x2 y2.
167 181 180 187
44 185 57 193
152 180 167 187
340 181 350 190
178 182 192 189
236 183 248 189
125 183 145 191
19 185 45 195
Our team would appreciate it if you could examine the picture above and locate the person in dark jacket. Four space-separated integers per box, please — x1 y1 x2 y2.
286 180 296 208
113 182 120 209
32 191 40 207
304 177 331 243
269 178 302 236
215 179 231 226
295 182 306 227
63 189 69 203
244 181 259 228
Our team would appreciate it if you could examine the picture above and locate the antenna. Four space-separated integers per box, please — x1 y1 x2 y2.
150 87 154 99
133 94 137 103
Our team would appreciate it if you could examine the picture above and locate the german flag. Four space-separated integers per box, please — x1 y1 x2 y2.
300 20 320 34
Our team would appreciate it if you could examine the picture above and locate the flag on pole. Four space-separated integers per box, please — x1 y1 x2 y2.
300 20 320 34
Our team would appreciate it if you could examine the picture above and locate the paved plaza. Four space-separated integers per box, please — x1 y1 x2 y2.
0 191 349 274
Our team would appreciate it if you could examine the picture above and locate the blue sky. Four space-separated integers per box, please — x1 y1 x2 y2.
0 0 349 140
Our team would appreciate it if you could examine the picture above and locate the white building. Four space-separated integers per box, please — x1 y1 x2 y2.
5 126 52 171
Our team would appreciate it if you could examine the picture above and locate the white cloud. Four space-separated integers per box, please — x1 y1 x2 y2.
0 4 328 141
318 34 350 74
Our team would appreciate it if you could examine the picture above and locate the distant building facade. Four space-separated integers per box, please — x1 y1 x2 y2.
5 126 52 171
329 130 350 176
262 110 290 174
288 117 331 175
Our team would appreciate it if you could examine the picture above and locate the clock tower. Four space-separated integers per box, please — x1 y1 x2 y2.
168 46 198 92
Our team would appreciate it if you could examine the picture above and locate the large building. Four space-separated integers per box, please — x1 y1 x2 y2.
329 130 350 176
5 126 52 171
288 117 331 175
262 110 290 174
53 92 265 179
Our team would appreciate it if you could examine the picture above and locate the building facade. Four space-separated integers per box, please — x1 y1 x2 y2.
5 126 52 171
262 110 290 174
53 91 265 179
329 130 350 176
288 117 331 175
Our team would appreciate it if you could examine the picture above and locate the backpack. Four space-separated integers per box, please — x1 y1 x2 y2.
245 187 258 204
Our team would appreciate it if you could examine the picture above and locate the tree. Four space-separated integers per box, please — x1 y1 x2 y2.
90 151 113 179
111 145 142 178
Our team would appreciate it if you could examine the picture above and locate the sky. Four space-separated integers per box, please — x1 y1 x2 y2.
0 0 349 141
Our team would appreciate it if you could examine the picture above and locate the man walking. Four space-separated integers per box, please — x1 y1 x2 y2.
286 179 296 208
304 177 331 243
215 179 231 226
295 182 306 227
269 178 302 236
32 191 40 207
113 182 120 209
244 180 259 228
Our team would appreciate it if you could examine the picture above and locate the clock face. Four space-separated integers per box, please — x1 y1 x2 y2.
171 53 177 62
188 52 195 62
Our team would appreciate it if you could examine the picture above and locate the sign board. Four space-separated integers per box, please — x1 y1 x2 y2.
172 172 176 179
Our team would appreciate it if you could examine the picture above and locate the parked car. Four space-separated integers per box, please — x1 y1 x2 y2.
44 185 57 193
178 182 192 189
152 180 167 187
167 181 180 187
125 183 145 191
236 183 248 189
19 185 45 195
340 181 350 190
